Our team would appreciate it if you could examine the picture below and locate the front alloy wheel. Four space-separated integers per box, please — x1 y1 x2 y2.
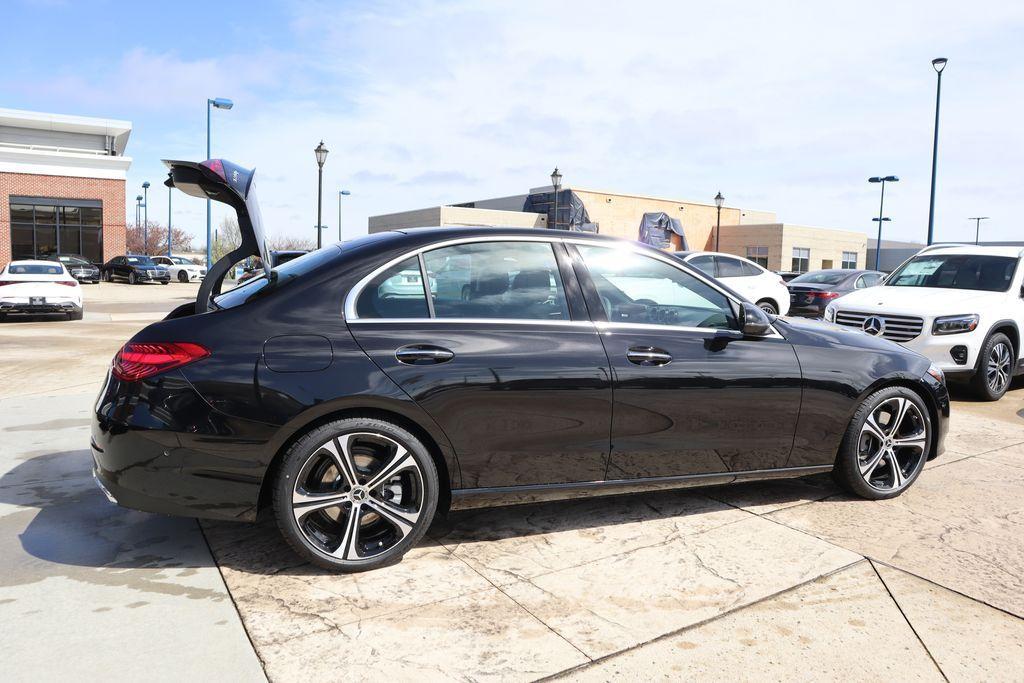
971 332 1014 401
834 386 931 499
275 419 438 571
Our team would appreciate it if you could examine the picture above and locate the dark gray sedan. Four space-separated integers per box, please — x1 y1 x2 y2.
787 269 885 318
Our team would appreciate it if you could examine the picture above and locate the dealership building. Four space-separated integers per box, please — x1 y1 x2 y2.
0 108 131 268
369 182 868 273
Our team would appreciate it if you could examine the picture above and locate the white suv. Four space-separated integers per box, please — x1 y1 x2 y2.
674 251 791 315
825 244 1023 400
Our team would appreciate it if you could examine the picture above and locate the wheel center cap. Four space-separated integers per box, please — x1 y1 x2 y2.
351 487 368 502
884 437 894 448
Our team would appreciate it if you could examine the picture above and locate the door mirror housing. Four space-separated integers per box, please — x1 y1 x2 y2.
739 301 773 337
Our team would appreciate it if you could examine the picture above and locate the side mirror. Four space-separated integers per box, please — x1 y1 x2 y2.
739 302 772 337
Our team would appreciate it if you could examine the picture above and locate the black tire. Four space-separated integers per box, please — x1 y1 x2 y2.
178 271 189 283
128 272 137 285
970 332 1013 401
833 385 931 500
67 310 83 321
273 417 439 572
757 299 779 315
101 270 110 282
161 281 169 285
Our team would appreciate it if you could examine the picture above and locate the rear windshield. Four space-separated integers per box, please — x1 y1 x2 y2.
214 247 337 309
8 264 62 275
791 271 848 285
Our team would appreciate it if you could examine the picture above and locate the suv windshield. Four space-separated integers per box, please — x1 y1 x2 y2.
791 271 848 285
887 254 1017 292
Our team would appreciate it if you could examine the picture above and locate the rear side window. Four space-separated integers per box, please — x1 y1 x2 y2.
740 260 762 276
423 241 569 320
688 254 716 277
716 257 746 278
355 257 430 319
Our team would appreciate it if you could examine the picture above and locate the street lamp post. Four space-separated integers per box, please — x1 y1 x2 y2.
206 97 234 267
868 176 899 270
142 181 150 255
968 216 990 245
135 195 143 254
314 141 329 249
167 184 173 257
714 192 724 251
338 190 351 241
926 58 947 246
550 167 562 230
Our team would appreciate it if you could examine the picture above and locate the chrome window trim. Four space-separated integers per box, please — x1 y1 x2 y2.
347 317 597 328
344 233 754 326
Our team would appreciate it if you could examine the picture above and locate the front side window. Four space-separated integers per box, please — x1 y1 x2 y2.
841 251 858 269
887 254 1017 292
746 246 769 268
424 241 569 320
578 245 736 330
791 247 810 273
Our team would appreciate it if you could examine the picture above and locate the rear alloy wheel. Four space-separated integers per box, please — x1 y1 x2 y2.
757 300 778 315
128 272 137 285
833 386 931 499
178 271 189 283
274 418 439 572
971 332 1013 401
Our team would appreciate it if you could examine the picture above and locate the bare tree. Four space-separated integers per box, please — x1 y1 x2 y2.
127 221 194 255
268 236 316 251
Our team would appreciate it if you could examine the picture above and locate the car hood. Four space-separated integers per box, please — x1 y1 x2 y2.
833 285 997 315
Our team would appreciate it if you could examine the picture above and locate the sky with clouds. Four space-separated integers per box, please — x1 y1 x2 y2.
4 0 1023 246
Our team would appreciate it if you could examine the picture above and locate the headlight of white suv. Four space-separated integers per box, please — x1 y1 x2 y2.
932 314 979 335
824 304 836 323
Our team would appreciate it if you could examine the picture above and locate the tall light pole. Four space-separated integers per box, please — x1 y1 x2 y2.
338 190 351 241
868 176 898 270
314 141 329 249
926 58 947 245
969 216 990 245
135 195 143 254
141 181 150 255
167 184 173 256
714 192 724 251
206 97 234 267
550 167 562 230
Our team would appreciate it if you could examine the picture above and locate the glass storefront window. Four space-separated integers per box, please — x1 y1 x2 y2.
8 199 102 262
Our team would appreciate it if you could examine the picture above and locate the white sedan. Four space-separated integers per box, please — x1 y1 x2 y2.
152 255 206 283
674 251 791 315
0 259 84 321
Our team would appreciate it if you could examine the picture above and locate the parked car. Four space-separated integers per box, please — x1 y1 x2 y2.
92 157 950 572
152 255 206 283
100 255 171 285
43 254 100 284
788 269 885 318
826 244 1024 401
673 251 791 315
0 260 83 320
236 250 308 284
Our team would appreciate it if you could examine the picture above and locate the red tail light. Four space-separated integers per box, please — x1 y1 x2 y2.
112 342 210 382
0 281 14 286
0 279 76 286
201 159 226 181
57 280 78 287
814 291 840 300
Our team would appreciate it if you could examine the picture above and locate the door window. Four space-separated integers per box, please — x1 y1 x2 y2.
423 241 569 320
578 245 736 330
355 257 430 319
716 256 746 278
688 254 716 277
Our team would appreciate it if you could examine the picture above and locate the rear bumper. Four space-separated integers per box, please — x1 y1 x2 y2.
0 300 81 315
787 304 825 318
91 370 272 521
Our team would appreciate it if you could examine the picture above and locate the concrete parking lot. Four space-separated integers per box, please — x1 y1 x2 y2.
1 282 1022 681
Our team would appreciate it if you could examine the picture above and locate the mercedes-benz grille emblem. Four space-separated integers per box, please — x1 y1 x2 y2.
862 316 885 336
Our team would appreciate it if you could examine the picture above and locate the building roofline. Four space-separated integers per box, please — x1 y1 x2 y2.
0 107 132 155
525 184 770 213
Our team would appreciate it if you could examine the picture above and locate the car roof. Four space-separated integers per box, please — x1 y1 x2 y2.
919 244 1024 258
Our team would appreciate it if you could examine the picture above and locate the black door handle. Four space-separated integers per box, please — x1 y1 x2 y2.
626 346 672 366
395 344 455 365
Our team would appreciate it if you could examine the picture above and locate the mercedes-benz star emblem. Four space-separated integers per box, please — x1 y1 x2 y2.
862 316 885 336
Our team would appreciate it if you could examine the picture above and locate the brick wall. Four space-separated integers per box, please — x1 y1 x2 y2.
0 171 126 267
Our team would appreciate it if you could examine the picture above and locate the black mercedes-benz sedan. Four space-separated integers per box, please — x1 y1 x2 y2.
100 254 171 284
91 159 949 572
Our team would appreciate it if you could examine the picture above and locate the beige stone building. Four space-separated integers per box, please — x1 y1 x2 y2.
369 184 867 274
716 224 868 273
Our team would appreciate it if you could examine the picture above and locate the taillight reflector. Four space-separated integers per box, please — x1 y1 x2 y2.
201 159 226 181
112 342 210 382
